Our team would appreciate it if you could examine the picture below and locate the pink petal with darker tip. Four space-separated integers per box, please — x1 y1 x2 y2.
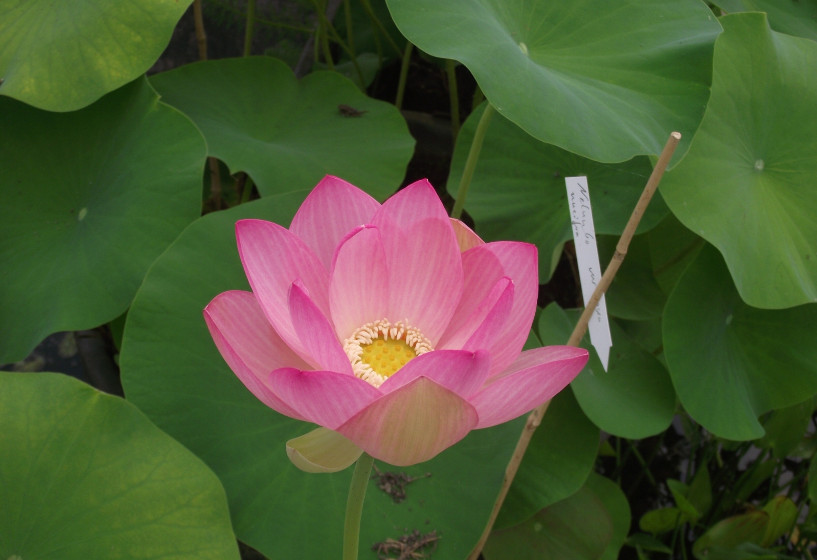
203 290 309 420
379 349 491 399
372 179 450 229
471 346 589 428
462 278 515 354
337 377 478 466
267 368 381 429
288 281 352 375
439 276 513 353
289 175 381 269
473 242 538 377
236 219 330 356
437 246 505 349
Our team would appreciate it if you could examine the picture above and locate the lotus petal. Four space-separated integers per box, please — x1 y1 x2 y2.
203 290 308 419
236 219 330 355
380 349 491 398
286 427 363 473
338 377 478 466
268 368 380 429
329 225 390 340
290 175 381 269
471 347 589 428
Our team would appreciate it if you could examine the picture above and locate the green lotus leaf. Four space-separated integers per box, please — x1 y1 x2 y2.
598 234 666 321
0 372 238 559
660 13 817 309
0 78 206 363
714 0 817 41
0 0 192 111
663 245 817 440
647 213 706 295
538 304 675 438
617 317 665 365
150 56 414 198
484 473 630 560
448 103 667 281
119 194 527 559
388 0 721 162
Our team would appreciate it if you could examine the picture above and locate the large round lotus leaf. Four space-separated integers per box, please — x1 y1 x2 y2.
150 57 414 198
663 245 817 441
448 104 667 281
660 13 817 309
714 1 817 42
0 0 192 111
0 372 239 559
496 389 599 530
647 213 706 296
387 0 721 163
484 473 630 560
0 78 206 364
598 234 666 321
538 304 675 438
119 194 527 559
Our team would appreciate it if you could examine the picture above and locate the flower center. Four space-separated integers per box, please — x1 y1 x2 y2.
343 319 433 387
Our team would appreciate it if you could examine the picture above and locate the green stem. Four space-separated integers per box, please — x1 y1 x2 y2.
209 0 312 33
243 0 256 57
395 42 413 109
344 0 354 54
445 59 461 141
359 0 403 57
192 0 207 60
318 10 364 86
627 440 658 489
239 174 254 205
451 103 495 220
314 1 335 71
357 0 384 71
471 86 485 112
343 453 374 560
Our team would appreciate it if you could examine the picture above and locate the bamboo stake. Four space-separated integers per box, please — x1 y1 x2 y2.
243 0 256 57
191 1 224 208
467 131 681 560
192 0 207 61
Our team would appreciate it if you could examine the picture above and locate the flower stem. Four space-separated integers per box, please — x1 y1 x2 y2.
359 0 403 58
343 452 374 560
395 42 413 110
445 59 461 141
192 0 207 60
243 0 256 57
450 102 495 220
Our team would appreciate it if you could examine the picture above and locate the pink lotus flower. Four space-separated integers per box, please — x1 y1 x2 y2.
204 176 588 469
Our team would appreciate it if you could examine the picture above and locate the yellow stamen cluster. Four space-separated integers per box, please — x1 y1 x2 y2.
343 319 433 387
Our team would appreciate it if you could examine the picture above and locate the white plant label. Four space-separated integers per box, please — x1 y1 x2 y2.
565 176 612 371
